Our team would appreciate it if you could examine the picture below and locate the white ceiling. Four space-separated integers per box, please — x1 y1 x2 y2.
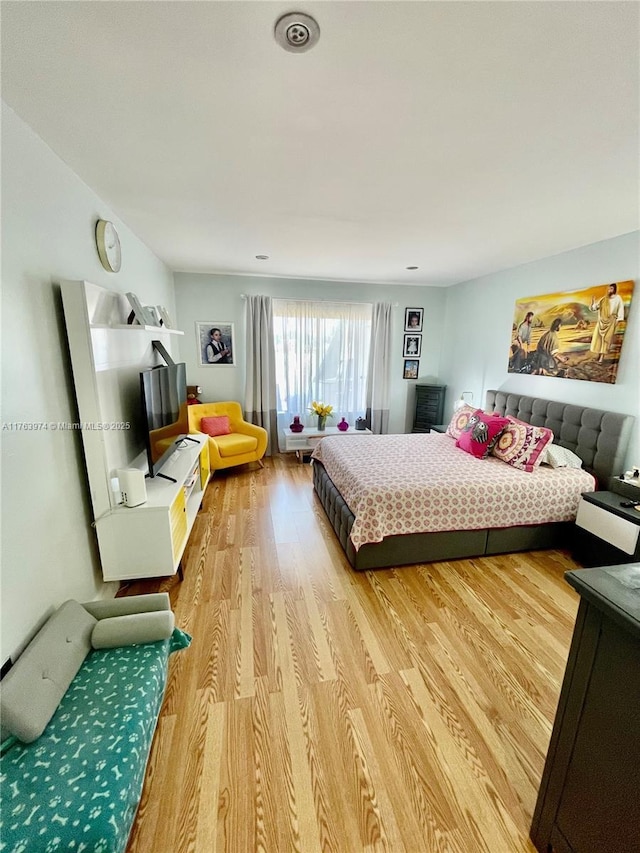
2 1 639 286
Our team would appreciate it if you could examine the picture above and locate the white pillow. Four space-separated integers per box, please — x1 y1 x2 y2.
541 444 583 469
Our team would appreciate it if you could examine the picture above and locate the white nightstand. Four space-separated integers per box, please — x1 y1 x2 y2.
573 491 640 566
283 426 372 462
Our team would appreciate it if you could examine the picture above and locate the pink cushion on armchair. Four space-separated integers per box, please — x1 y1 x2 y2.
200 415 232 437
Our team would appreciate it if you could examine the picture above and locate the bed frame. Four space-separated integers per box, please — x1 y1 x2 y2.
312 390 634 571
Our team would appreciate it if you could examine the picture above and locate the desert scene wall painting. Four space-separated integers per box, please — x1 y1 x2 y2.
508 280 634 384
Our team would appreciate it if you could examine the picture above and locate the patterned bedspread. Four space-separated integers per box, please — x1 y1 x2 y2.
311 433 596 550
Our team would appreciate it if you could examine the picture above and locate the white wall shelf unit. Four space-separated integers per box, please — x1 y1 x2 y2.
61 279 208 581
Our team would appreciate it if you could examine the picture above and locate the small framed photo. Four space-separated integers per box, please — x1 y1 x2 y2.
404 308 423 332
157 306 173 328
196 321 235 367
403 359 419 380
126 292 155 326
403 334 422 358
145 306 161 327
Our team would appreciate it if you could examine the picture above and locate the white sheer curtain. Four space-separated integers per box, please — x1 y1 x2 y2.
244 295 278 455
273 299 372 446
366 302 392 433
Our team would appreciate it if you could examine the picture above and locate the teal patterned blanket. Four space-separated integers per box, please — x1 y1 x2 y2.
0 629 190 853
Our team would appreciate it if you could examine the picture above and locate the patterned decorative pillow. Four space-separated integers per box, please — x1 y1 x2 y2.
491 416 553 472
455 409 510 459
445 404 477 439
541 443 584 469
200 415 232 437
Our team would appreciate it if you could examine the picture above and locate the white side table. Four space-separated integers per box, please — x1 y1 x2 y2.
283 426 372 462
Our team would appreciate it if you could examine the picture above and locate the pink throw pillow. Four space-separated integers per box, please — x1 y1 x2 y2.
445 404 477 440
200 415 231 437
491 416 553 472
456 409 509 459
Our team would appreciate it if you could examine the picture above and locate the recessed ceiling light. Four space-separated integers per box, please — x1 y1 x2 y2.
406 265 419 270
255 254 269 260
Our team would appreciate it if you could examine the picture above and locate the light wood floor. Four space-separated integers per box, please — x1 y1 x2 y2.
124 455 580 853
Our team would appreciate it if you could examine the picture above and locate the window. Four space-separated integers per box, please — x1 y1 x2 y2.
273 299 372 429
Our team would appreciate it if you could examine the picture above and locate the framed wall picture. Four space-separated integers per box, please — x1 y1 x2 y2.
196 321 235 367
508 280 634 384
403 334 422 358
404 308 423 332
403 359 419 380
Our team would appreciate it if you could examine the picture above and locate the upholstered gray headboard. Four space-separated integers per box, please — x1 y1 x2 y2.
485 390 634 487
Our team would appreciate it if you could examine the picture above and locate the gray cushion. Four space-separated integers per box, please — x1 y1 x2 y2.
0 600 96 743
82 592 170 620
91 610 175 649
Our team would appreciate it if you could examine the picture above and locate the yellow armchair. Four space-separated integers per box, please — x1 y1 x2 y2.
149 404 190 465
187 402 267 473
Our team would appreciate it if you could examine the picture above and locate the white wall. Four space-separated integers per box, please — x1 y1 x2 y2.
0 104 176 662
440 232 640 469
173 273 448 435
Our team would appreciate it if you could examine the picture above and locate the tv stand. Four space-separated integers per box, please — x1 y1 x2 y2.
96 435 210 581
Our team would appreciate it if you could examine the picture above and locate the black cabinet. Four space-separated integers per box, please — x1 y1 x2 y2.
530 564 640 853
412 384 446 433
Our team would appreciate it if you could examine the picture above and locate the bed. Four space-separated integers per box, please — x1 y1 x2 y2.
311 390 634 570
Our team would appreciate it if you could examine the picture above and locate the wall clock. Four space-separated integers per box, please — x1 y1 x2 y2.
95 219 122 272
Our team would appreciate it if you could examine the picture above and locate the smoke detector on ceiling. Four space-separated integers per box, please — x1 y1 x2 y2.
274 13 320 53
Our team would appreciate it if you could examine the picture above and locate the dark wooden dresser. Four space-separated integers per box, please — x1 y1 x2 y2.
530 563 640 853
412 384 446 433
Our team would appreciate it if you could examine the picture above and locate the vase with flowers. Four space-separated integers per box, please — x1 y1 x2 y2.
308 401 334 431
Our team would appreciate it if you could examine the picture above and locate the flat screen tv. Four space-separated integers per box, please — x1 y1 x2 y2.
140 363 188 477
